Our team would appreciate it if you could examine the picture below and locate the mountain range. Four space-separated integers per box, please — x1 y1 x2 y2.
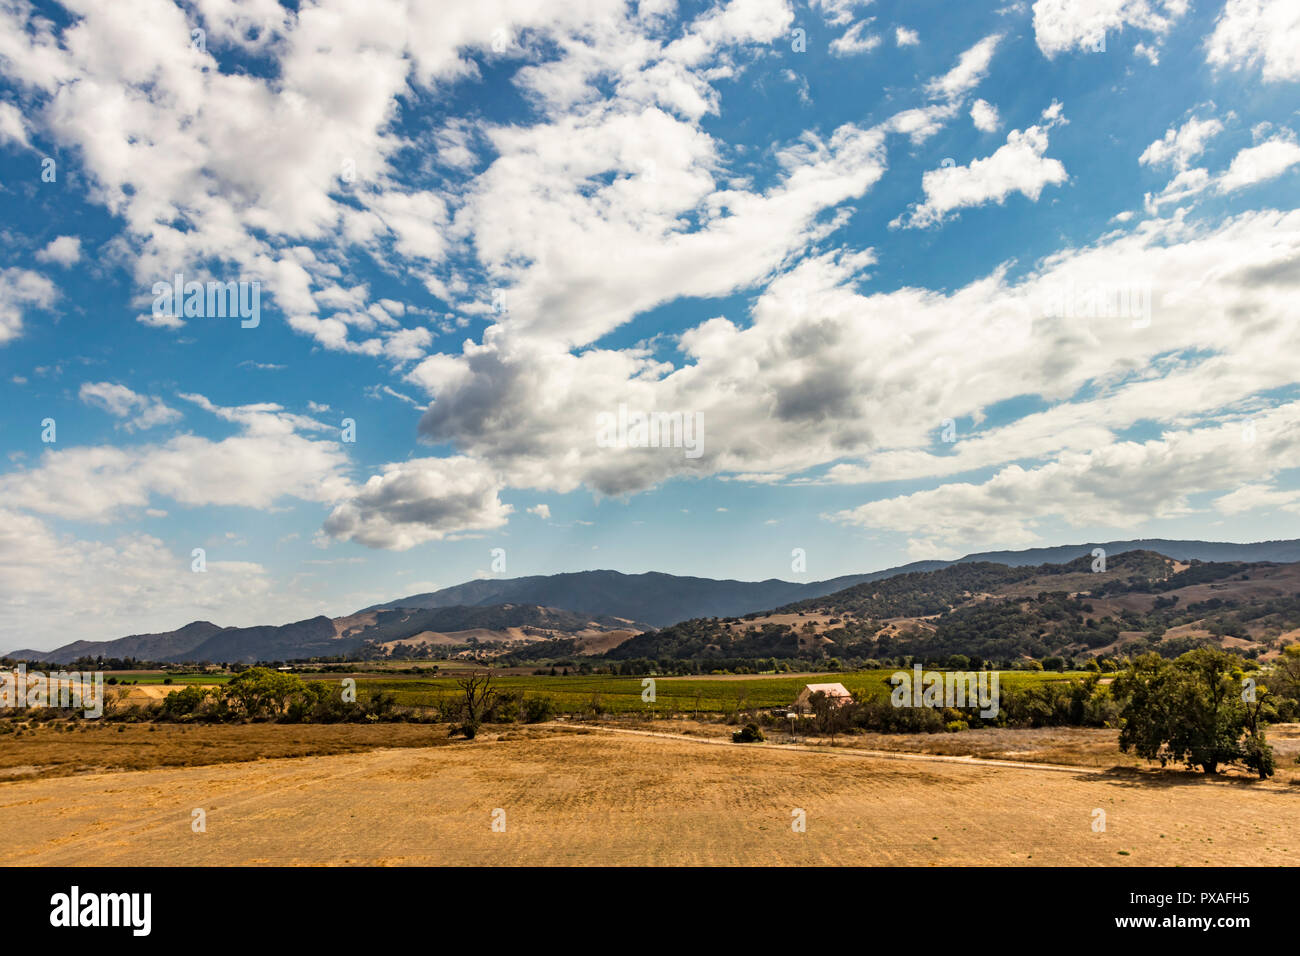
10 538 1300 664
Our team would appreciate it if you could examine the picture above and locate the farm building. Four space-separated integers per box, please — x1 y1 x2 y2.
791 682 853 713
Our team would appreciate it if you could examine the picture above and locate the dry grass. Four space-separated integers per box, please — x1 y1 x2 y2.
0 722 467 781
5 718 1298 783
2 729 1298 866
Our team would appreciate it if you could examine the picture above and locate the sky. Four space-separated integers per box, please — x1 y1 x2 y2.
2 0 1300 650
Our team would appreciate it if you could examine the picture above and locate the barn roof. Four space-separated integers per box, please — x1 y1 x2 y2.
801 682 851 695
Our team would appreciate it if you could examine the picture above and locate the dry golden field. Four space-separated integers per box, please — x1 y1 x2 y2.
1 722 1298 866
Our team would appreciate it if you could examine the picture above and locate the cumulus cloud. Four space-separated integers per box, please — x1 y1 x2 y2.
1139 115 1225 171
0 101 29 147
393 206 1300 527
895 102 1067 228
34 235 82 267
1206 0 1300 82
0 268 56 344
970 98 1000 132
1217 133 1300 192
829 403 1300 557
1032 0 1188 58
1144 129 1300 209
2 0 1297 578
0 0 651 355
321 456 513 550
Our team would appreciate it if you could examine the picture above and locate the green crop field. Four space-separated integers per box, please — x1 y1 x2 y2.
105 672 232 685
354 669 1093 715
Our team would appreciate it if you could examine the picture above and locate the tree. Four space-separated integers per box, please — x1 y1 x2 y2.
808 691 851 743
160 684 211 718
732 722 764 743
224 667 304 719
1114 649 1274 777
452 670 495 738
1266 644 1300 718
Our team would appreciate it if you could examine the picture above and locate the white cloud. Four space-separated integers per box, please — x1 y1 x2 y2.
1213 483 1300 516
321 456 513 550
1217 133 1300 192
0 101 29 147
2 396 350 521
925 34 1001 101
811 0 875 28
527 503 552 519
829 403 1300 556
401 205 1300 524
970 98 1001 132
0 0 646 357
35 235 82 267
1032 0 1188 57
830 20 881 57
1139 115 1224 171
1143 166 1211 210
1206 0 1300 82
895 26 919 47
896 103 1067 228
79 381 181 432
1144 130 1300 209
0 268 56 345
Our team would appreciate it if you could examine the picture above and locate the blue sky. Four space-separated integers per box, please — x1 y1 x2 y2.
2 0 1300 649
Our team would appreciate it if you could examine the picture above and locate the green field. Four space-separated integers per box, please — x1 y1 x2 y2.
107 672 232 685
352 669 1093 715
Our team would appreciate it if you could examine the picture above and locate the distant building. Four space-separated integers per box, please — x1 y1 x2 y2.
791 682 853 713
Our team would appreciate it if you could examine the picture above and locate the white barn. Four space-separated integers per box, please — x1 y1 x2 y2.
791 682 853 713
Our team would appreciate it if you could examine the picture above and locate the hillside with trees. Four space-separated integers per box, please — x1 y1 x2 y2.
606 551 1300 669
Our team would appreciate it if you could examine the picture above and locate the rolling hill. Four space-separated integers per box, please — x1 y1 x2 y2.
10 537 1300 665
367 539 1300 627
605 549 1300 665
9 604 642 665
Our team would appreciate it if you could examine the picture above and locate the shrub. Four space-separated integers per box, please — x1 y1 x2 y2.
732 723 765 743
450 720 480 739
522 696 557 723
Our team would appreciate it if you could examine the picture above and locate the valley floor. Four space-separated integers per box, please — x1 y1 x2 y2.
2 725 1297 866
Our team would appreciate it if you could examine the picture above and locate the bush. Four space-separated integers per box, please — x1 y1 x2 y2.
732 722 765 743
160 684 211 718
484 691 521 723
522 696 557 723
450 720 480 739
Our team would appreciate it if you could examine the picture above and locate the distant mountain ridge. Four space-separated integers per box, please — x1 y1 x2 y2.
368 539 1300 626
9 538 1300 664
607 549 1300 664
8 604 639 665
361 569 906 628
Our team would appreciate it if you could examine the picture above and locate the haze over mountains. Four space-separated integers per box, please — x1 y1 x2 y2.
10 538 1300 664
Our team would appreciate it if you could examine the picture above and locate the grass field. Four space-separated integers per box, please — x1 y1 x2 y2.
350 668 1095 714
101 672 232 685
